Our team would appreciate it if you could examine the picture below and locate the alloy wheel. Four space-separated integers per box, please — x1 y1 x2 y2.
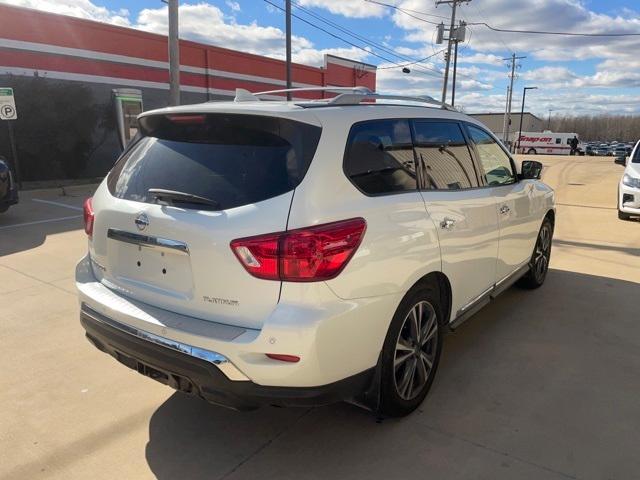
534 224 551 282
393 301 438 400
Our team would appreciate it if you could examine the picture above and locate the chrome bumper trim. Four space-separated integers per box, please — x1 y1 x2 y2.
81 303 249 381
107 228 189 255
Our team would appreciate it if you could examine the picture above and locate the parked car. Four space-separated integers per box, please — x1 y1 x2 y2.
0 155 18 213
595 144 611 156
618 140 640 220
613 146 628 163
76 88 556 417
585 144 595 156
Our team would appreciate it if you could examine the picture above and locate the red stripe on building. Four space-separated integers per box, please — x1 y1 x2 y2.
0 3 376 94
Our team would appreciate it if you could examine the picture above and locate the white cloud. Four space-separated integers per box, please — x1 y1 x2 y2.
391 0 640 65
296 0 387 18
0 0 130 25
225 0 240 12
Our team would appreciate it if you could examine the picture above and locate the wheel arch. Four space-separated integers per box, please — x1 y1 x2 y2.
544 209 555 229
413 271 452 326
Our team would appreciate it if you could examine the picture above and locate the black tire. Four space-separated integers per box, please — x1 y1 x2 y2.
379 283 444 417
527 148 537 155
517 217 553 289
0 205 8 213
618 210 631 221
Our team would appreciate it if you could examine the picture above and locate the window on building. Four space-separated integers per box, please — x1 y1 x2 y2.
466 125 516 186
412 121 479 190
556 138 561 144
344 119 417 195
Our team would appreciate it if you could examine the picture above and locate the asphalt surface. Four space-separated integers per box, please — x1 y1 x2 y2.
1 156 639 480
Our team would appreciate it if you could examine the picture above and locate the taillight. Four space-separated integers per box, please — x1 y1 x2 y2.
230 218 366 282
83 197 94 238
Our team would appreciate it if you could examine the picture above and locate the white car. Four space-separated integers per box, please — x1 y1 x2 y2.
76 88 555 417
618 140 640 220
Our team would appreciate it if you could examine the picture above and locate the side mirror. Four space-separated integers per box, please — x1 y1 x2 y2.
614 157 627 166
519 160 543 180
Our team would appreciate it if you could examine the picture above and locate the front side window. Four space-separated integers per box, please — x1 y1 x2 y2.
466 125 516 186
413 121 479 190
344 119 416 195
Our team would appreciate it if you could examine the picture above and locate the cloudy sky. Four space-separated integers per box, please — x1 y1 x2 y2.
2 0 639 115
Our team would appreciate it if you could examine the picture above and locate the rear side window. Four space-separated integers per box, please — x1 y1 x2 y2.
107 114 321 210
413 121 479 190
344 119 417 195
466 125 516 186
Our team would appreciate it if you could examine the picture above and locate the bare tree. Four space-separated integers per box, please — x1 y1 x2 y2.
549 114 640 142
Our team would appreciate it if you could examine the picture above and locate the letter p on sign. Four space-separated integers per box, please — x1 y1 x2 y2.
0 88 17 120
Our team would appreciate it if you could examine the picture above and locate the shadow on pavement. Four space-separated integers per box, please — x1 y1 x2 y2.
145 269 640 480
0 189 91 257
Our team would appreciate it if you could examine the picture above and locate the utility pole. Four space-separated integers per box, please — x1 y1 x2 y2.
451 39 459 106
450 21 465 107
285 0 292 100
167 0 180 106
502 53 525 147
436 0 469 104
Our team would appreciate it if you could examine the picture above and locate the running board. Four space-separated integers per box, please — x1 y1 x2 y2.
448 263 530 331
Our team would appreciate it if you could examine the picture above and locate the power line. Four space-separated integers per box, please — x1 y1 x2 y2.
365 0 443 25
467 22 640 37
377 49 447 69
289 0 444 76
263 0 443 78
367 0 640 37
466 1 512 54
365 0 450 21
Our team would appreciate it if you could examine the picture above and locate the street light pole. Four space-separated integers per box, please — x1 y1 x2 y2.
547 109 553 130
517 86 538 154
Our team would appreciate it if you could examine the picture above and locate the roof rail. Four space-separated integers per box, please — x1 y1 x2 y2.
232 87 455 111
318 92 455 111
233 86 373 102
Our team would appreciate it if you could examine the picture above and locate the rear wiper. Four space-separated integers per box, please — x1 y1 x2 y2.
148 188 220 209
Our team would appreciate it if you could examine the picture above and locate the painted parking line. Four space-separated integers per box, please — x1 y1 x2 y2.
32 198 84 211
0 215 82 230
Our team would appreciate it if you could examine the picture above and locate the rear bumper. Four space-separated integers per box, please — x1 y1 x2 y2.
80 304 374 410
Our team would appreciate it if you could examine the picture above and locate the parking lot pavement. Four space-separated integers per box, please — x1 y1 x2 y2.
1 157 639 480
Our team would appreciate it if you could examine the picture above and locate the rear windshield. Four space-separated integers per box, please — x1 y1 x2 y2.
107 113 321 210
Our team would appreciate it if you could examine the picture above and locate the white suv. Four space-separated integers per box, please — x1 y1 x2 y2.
618 139 640 220
77 88 555 417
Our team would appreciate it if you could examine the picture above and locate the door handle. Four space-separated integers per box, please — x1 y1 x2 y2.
499 205 511 215
440 218 456 230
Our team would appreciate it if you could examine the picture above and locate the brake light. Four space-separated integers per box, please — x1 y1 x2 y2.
230 218 366 282
166 114 206 124
83 197 94 238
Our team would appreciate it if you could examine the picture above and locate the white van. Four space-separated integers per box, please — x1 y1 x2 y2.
513 131 582 155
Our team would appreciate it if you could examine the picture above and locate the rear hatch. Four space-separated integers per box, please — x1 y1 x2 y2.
90 111 321 329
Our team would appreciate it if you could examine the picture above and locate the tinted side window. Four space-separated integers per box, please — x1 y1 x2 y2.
467 125 516 186
633 143 640 163
344 120 416 195
413 121 479 190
